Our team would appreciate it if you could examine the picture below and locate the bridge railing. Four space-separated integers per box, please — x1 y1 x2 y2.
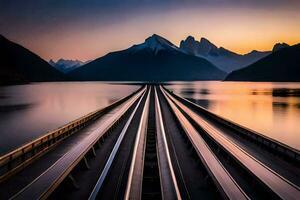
0 86 143 183
163 86 300 164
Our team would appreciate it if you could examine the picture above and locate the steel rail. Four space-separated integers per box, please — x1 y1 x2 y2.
160 86 249 200
154 87 182 200
162 86 300 200
89 87 148 200
11 87 147 200
124 87 151 200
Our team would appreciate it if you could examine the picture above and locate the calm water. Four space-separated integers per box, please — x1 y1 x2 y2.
0 82 139 155
166 81 300 150
1 81 300 155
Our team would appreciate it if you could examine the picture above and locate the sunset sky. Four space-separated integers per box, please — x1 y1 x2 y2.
1 0 300 61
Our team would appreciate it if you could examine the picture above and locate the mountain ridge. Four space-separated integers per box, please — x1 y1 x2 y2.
272 43 290 52
49 58 90 73
225 43 300 82
179 36 271 72
0 34 65 85
70 34 227 81
2 33 297 83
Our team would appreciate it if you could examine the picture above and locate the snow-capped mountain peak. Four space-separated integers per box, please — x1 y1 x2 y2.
133 34 179 54
49 59 90 73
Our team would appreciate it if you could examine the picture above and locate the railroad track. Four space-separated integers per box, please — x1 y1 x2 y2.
141 87 162 199
8 86 147 200
162 85 300 165
160 86 249 200
1 84 299 200
0 86 145 184
161 85 300 200
88 85 149 200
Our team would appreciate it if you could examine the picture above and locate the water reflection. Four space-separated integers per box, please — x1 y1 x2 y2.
0 103 34 112
166 81 300 150
0 82 139 155
272 88 300 97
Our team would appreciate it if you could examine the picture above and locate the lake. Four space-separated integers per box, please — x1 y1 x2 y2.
1 81 299 156
166 81 300 151
0 82 139 155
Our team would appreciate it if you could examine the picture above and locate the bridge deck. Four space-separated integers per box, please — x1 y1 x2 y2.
89 87 147 200
154 87 181 199
1 84 299 200
162 86 300 200
161 86 249 200
173 94 300 187
125 87 150 199
0 99 139 199
11 88 145 200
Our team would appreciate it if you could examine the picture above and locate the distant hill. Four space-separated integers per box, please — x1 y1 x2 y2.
225 44 300 82
0 35 65 85
49 59 90 73
272 43 290 52
179 36 270 72
70 34 226 81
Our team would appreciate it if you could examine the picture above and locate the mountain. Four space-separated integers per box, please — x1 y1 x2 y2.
225 43 300 82
272 43 290 52
70 34 226 81
0 34 65 85
180 36 270 72
49 59 90 73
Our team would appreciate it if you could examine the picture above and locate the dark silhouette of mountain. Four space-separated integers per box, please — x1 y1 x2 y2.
180 36 270 72
272 43 290 52
225 44 300 82
70 34 226 81
49 58 90 73
0 34 65 85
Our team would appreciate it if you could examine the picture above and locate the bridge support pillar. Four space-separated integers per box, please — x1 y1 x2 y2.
82 156 90 169
91 147 96 157
68 174 80 189
97 140 101 148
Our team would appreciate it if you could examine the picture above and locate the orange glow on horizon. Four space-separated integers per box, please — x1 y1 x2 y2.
9 6 300 61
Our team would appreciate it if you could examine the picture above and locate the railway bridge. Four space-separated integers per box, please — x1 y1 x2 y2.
0 85 299 200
